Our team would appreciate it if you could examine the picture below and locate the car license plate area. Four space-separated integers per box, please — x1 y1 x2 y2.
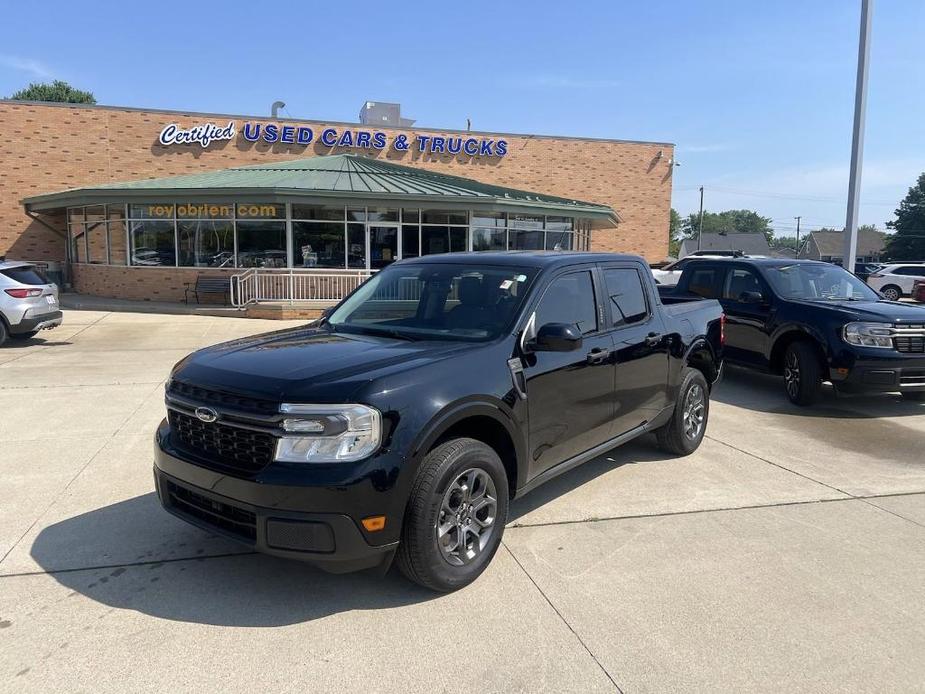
45 295 57 305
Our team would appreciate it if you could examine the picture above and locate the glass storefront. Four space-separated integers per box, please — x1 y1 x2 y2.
66 203 592 269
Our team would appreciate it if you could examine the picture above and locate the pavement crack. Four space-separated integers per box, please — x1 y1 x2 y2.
0 551 257 579
502 541 625 693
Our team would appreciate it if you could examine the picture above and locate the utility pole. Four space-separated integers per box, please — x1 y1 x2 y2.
843 0 873 269
794 216 801 255
697 186 704 251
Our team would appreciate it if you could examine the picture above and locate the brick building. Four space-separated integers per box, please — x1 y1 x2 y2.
1 100 674 302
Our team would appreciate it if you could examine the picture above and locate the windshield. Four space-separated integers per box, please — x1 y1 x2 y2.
764 263 880 301
327 262 539 341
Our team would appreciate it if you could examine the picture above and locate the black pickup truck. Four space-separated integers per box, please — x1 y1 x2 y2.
154 252 723 591
660 257 925 405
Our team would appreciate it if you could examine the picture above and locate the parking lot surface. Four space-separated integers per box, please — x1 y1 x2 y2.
2 310 924 693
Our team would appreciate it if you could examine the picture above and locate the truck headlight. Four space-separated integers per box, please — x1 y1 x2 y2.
843 322 894 348
275 404 381 463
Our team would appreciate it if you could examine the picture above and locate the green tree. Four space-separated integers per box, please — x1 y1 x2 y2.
885 175 925 260
680 209 774 243
8 80 96 104
668 208 682 257
773 235 801 251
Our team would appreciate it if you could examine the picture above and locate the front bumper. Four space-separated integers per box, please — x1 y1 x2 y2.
829 353 925 394
9 310 62 334
154 419 401 573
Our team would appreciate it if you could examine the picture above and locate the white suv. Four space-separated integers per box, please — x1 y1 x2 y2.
866 263 925 301
0 259 62 346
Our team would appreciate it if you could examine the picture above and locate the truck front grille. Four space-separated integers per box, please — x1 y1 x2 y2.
167 381 278 416
168 409 276 475
894 336 925 353
164 479 257 541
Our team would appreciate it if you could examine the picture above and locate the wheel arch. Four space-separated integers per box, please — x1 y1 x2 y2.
683 338 720 385
769 329 827 374
410 400 525 498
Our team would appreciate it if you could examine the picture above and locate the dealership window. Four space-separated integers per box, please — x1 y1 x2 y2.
178 219 235 267
236 221 287 268
401 225 420 259
348 223 366 268
129 220 177 266
472 227 507 251
293 221 346 268
422 225 467 255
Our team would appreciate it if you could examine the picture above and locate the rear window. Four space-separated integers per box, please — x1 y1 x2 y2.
1 265 48 285
686 268 722 299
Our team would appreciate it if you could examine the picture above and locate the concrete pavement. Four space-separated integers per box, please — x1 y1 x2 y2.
1 311 924 693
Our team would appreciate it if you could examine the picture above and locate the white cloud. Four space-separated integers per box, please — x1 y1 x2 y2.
0 54 54 79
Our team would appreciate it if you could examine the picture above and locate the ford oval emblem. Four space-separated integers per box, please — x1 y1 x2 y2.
195 406 218 423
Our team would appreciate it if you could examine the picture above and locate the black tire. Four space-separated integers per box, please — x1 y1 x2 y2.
901 391 925 402
655 368 710 456
880 285 902 302
783 341 822 406
0 320 8 347
397 437 509 592
8 331 39 341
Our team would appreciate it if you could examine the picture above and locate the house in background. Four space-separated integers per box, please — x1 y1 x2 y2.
678 233 771 258
798 229 886 265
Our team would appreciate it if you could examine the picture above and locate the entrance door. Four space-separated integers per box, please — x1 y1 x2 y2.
368 224 399 269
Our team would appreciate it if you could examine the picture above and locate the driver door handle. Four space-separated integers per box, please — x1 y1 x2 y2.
586 347 611 365
645 332 663 346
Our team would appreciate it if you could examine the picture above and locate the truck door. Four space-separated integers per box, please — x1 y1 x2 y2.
719 265 773 368
600 264 671 435
521 268 616 478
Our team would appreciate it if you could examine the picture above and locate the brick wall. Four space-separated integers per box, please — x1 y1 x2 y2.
0 101 674 269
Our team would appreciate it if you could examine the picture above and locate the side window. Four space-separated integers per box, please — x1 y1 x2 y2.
535 271 598 335
723 268 764 302
686 267 722 299
897 266 925 277
603 268 649 328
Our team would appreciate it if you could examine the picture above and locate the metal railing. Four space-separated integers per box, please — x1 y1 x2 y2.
230 268 375 308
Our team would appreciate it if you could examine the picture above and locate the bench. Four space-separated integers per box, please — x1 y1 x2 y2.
185 276 230 305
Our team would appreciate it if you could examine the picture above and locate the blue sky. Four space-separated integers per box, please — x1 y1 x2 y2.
2 0 922 237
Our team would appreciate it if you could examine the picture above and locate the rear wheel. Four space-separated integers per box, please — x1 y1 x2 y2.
0 320 8 347
655 368 709 455
783 341 822 406
9 331 39 340
880 285 901 302
901 391 925 402
397 438 508 592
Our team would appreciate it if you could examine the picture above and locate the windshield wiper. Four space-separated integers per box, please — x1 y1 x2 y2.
353 326 419 342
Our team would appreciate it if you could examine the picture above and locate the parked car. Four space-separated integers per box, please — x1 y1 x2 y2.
866 262 925 301
853 262 883 282
661 258 925 404
653 253 746 286
154 252 724 591
913 279 925 303
0 259 62 346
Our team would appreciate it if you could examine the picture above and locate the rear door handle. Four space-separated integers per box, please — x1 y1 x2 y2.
645 332 663 346
586 347 611 365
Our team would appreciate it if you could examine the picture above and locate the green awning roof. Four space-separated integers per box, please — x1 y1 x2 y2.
22 154 619 224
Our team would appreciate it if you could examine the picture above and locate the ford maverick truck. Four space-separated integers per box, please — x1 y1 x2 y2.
155 252 724 591
660 257 925 405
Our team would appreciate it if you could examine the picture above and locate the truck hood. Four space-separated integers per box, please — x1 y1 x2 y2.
792 299 925 324
171 326 473 403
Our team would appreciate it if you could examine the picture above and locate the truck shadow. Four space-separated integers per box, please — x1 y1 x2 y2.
713 364 925 419
29 494 437 627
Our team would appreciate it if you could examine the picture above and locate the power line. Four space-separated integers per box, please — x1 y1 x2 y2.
674 184 897 206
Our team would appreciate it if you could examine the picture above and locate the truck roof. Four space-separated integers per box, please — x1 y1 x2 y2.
399 251 645 269
679 257 829 268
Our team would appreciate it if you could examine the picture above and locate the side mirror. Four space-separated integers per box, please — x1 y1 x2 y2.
739 291 765 304
533 322 583 352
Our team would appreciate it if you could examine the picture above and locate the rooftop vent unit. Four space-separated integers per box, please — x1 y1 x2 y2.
358 101 416 128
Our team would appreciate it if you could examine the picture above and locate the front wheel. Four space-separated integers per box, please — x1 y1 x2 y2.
783 341 822 406
655 368 710 456
880 285 901 302
397 438 509 592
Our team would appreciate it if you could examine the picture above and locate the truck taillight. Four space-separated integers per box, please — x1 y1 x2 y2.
720 313 726 345
4 288 42 298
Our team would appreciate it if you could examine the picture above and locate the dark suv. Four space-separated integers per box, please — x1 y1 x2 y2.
155 252 723 591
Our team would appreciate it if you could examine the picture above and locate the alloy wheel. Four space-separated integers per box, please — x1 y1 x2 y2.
882 287 900 302
682 383 705 440
436 468 498 566
784 351 801 399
